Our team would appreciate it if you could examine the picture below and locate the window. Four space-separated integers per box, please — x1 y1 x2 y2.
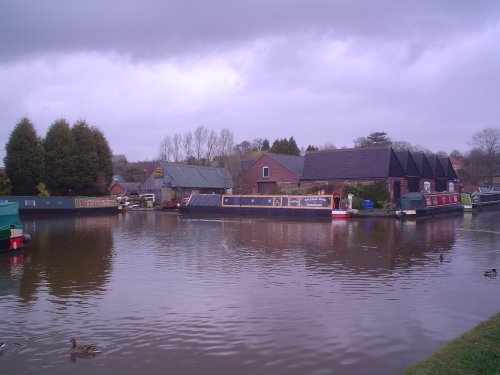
262 166 269 178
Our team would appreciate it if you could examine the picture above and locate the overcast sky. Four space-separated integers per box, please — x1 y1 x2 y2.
1 0 499 164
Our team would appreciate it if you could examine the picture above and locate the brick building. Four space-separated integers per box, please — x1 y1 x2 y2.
301 147 407 202
237 153 304 194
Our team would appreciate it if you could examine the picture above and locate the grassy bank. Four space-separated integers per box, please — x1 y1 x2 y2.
404 313 500 375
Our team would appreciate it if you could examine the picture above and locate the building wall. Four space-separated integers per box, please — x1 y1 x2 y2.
238 155 301 194
109 184 126 196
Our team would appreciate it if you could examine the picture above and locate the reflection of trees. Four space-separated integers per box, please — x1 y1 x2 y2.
220 216 460 276
18 215 116 302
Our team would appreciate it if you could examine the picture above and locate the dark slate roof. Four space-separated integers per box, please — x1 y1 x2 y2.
425 154 447 179
160 163 233 188
121 182 140 193
439 157 459 180
411 152 434 178
265 153 304 176
395 151 421 177
301 147 406 180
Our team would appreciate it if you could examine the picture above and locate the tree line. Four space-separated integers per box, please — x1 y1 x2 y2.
1 117 113 196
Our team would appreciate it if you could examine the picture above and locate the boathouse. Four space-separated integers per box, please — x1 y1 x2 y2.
139 163 233 208
300 147 407 202
237 153 304 194
108 175 140 197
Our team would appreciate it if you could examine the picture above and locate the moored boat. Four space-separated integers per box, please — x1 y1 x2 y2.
0 202 25 252
181 194 337 218
460 188 500 212
396 191 463 218
0 196 118 214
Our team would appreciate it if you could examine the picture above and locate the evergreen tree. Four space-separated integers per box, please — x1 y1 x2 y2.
306 145 319 152
366 132 391 146
44 119 77 195
355 131 392 148
92 127 114 195
0 171 11 195
262 138 270 151
288 136 300 156
270 137 300 155
4 117 45 195
72 120 99 195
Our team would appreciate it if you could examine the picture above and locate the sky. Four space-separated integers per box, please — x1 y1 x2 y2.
1 0 499 164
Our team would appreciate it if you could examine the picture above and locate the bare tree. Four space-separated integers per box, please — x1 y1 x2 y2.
205 129 218 165
183 131 193 160
217 128 234 159
172 133 183 163
320 142 337 150
158 136 174 162
194 125 208 163
469 127 500 187
252 138 264 152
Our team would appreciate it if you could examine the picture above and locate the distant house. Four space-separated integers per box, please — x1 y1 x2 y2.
237 153 304 194
140 163 233 207
108 175 140 197
300 147 407 202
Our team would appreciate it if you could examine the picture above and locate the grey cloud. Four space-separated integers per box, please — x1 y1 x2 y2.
1 0 499 62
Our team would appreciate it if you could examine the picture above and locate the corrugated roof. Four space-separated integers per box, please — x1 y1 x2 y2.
301 147 405 180
160 163 233 188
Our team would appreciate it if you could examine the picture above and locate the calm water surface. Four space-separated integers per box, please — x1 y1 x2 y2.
0 210 499 374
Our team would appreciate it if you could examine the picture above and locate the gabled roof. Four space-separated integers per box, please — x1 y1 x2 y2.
265 153 304 176
439 157 459 180
112 175 126 183
121 182 141 193
395 151 421 177
425 154 447 179
301 147 406 180
160 163 233 189
411 152 434 179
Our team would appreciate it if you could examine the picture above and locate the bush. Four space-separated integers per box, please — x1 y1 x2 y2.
343 182 390 208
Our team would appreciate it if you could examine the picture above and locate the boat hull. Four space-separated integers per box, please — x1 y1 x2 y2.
0 196 118 215
397 192 463 218
181 194 335 218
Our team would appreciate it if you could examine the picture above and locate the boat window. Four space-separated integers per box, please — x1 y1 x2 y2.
263 166 269 178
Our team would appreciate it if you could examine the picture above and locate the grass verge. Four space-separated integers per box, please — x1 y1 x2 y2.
403 313 500 375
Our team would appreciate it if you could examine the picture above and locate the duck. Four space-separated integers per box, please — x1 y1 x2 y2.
70 338 101 355
484 269 497 277
0 342 6 351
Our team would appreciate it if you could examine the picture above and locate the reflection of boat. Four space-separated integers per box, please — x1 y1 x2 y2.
396 192 463 218
0 196 118 214
181 194 335 217
0 202 25 252
460 188 500 211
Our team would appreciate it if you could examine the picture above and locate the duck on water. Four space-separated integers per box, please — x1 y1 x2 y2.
70 338 101 355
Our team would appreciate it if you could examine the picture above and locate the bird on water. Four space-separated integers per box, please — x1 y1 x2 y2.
70 338 101 355
0 342 6 351
484 269 497 277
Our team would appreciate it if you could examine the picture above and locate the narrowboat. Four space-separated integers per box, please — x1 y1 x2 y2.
180 194 347 218
0 196 118 214
460 188 500 212
396 191 463 218
0 202 25 252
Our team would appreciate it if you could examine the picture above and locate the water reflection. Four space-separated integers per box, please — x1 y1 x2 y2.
17 215 116 302
0 211 498 375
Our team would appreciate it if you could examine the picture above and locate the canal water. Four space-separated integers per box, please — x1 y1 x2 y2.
0 210 499 374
